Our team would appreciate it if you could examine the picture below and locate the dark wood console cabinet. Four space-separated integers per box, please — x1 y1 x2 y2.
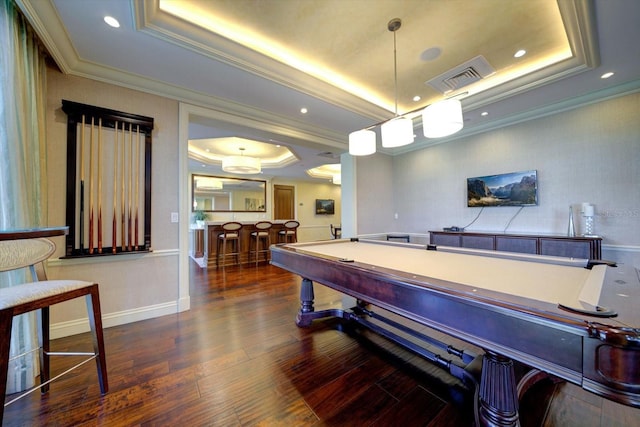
429 230 602 260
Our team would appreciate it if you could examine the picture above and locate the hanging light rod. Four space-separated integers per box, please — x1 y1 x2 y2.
348 18 465 156
359 91 469 131
380 18 414 149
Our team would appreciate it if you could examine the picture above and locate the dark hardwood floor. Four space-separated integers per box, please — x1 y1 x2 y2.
3 260 639 426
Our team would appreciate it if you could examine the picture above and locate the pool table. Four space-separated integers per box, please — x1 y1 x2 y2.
270 238 640 427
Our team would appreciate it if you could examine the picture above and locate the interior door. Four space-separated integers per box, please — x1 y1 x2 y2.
273 185 295 220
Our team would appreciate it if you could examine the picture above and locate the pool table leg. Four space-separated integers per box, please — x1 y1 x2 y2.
478 351 520 427
296 278 350 327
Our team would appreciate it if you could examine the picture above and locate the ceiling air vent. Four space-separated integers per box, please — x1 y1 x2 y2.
426 55 495 94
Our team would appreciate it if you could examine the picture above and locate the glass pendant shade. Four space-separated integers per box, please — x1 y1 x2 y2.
222 155 261 174
348 129 376 156
422 99 463 138
381 116 414 148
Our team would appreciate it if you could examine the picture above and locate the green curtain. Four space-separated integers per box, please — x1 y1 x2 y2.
0 0 48 393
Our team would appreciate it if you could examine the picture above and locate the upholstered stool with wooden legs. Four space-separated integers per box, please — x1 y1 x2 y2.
249 221 272 264
0 228 108 424
278 220 300 243
216 222 243 267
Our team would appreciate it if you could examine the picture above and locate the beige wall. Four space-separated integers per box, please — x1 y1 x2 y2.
354 153 395 235
271 178 342 242
356 91 640 266
42 66 638 337
41 66 341 337
44 67 181 337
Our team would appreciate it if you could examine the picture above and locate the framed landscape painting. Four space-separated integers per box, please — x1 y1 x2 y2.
467 170 538 207
315 199 335 215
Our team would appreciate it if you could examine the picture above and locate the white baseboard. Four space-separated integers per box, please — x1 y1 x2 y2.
51 300 179 339
602 244 640 253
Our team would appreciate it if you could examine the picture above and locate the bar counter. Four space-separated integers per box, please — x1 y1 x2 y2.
203 220 290 267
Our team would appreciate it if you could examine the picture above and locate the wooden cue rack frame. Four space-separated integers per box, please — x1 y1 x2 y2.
62 100 154 258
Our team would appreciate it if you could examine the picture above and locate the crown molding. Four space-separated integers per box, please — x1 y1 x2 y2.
396 78 640 154
459 0 599 112
135 0 390 122
15 0 79 73
17 0 610 160
17 0 348 152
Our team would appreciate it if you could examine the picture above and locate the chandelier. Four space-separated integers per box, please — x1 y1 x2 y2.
222 147 261 174
349 18 464 156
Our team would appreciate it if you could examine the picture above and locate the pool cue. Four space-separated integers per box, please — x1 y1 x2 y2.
112 121 118 253
135 125 140 250
79 115 85 252
97 118 103 254
121 122 126 251
88 117 95 254
128 125 133 251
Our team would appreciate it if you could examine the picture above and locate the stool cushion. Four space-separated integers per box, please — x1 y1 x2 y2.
0 280 94 310
251 231 269 237
219 233 239 239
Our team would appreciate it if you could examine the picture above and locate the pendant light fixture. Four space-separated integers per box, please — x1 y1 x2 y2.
381 18 414 148
348 18 463 156
349 18 414 156
348 129 376 156
222 147 261 174
422 98 464 138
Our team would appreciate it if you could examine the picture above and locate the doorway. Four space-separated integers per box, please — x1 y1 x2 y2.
273 185 295 220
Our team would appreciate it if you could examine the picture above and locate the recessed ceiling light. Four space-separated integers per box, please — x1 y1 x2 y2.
601 72 614 79
413 95 421 102
481 111 489 116
514 49 526 58
300 107 308 114
104 16 120 28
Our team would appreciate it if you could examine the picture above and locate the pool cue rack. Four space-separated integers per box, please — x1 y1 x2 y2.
62 100 154 258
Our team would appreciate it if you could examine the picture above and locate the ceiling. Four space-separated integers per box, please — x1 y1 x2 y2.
17 0 640 181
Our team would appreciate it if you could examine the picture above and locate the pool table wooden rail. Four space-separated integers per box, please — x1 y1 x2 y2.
270 239 640 422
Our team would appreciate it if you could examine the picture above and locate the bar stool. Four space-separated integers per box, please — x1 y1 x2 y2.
278 220 300 243
249 221 273 264
216 222 243 267
0 229 108 424
330 224 341 239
